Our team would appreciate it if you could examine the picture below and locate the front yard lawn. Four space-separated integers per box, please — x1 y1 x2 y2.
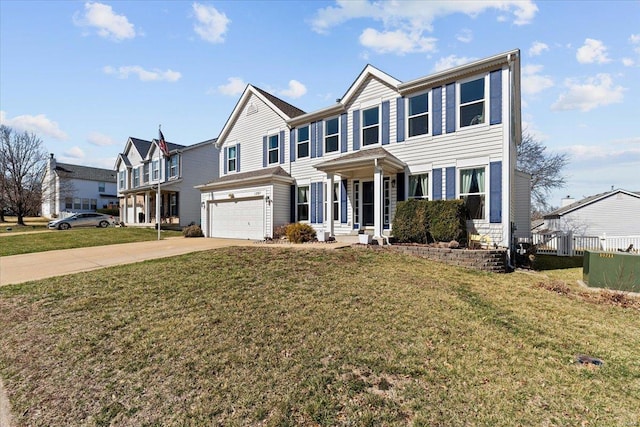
1 247 638 426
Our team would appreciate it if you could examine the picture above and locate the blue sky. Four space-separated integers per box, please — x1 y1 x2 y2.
1 0 638 208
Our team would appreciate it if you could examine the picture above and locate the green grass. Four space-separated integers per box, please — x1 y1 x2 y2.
0 216 49 233
0 227 182 256
1 247 639 426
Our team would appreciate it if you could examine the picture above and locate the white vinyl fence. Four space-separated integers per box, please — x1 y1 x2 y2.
521 232 640 257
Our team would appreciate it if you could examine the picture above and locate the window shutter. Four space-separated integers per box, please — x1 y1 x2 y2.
446 83 456 133
316 182 323 223
279 130 285 164
396 97 405 142
352 109 360 151
382 100 390 145
310 122 317 159
490 161 502 223
340 179 348 223
433 87 442 136
431 168 442 200
310 182 317 223
175 192 179 216
396 172 405 201
223 147 228 175
340 113 348 153
290 129 296 162
236 143 240 172
446 166 455 200
490 70 502 125
262 136 267 167
290 185 296 223
316 121 323 157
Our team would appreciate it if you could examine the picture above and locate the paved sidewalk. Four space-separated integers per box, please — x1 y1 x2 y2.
0 238 350 287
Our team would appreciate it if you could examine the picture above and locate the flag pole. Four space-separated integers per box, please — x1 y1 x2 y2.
157 125 162 241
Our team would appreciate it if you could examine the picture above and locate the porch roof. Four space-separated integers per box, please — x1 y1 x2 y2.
313 147 406 177
196 166 294 191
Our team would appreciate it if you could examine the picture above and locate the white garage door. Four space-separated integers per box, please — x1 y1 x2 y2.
210 198 264 240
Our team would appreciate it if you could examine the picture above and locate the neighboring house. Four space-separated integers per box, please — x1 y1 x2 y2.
115 136 219 228
198 49 530 250
538 189 640 236
41 153 118 218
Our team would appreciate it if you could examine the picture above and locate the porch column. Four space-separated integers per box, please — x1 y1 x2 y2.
144 192 150 223
326 173 334 236
374 164 383 238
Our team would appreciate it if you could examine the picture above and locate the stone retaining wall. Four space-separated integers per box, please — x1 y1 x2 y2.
387 245 508 273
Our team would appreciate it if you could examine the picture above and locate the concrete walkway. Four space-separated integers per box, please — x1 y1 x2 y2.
0 237 350 287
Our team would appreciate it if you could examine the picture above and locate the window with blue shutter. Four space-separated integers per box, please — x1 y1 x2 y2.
223 147 228 174
290 129 296 162
446 166 455 199
235 143 240 172
396 172 405 201
432 168 442 200
262 136 267 167
490 70 502 125
310 122 317 159
316 121 324 157
279 130 285 164
490 161 502 223
396 97 405 142
310 182 317 223
340 179 348 223
381 100 390 145
433 86 442 136
352 109 360 151
290 185 296 223
340 114 348 153
446 83 456 134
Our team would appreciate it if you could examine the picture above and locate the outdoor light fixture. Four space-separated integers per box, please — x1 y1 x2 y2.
201 201 205 209
391 179 396 188
265 196 272 206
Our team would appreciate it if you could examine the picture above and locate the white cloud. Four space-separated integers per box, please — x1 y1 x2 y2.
73 2 136 41
622 58 635 67
359 28 436 55
192 3 230 43
87 132 117 146
528 41 549 56
278 80 307 99
576 38 611 64
311 0 538 35
103 65 181 82
551 74 624 112
0 111 68 140
521 64 554 95
63 146 85 159
433 55 475 72
217 77 246 96
456 29 472 43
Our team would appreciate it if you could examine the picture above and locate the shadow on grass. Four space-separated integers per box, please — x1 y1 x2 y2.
533 255 584 271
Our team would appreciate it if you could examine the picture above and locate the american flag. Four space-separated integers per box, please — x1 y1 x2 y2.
158 129 170 158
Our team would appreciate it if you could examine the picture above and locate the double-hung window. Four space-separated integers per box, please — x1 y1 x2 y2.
323 182 339 221
325 118 339 153
143 163 150 184
460 167 485 219
169 155 179 178
408 174 429 199
408 93 429 137
152 160 159 180
98 182 106 192
297 186 309 221
268 134 279 164
459 77 485 128
297 126 309 158
118 171 125 190
133 168 140 188
362 106 379 146
65 198 72 209
227 146 237 172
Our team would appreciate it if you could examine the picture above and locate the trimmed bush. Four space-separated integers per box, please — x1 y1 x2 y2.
182 224 204 238
97 208 119 217
285 223 316 243
392 199 467 244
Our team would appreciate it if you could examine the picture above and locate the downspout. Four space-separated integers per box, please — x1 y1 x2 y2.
506 52 516 270
374 158 391 246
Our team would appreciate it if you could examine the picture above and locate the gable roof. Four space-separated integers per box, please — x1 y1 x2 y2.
130 137 152 158
55 163 117 183
544 189 640 218
215 85 306 148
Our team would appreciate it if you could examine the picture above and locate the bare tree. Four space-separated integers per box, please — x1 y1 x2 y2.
517 131 569 214
0 125 48 225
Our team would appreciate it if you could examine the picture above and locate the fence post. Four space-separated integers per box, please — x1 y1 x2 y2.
601 233 607 251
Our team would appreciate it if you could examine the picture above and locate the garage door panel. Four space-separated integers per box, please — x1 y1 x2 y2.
210 198 264 240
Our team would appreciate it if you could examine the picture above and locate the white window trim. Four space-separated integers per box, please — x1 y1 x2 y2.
324 117 340 153
297 125 310 159
267 133 279 165
408 173 430 200
169 154 180 179
361 105 381 147
458 165 488 221
406 90 431 139
297 185 310 222
457 74 489 130
323 181 340 222
227 146 237 173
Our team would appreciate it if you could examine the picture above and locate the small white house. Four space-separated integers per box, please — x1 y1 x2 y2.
539 189 640 236
41 154 118 218
198 49 531 251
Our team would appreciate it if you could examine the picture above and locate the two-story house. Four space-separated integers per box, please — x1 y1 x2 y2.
198 49 530 249
42 153 118 218
115 136 219 228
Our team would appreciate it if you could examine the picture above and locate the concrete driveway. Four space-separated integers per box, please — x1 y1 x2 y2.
0 237 351 287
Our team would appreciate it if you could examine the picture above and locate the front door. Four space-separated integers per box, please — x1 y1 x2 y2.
362 181 374 226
